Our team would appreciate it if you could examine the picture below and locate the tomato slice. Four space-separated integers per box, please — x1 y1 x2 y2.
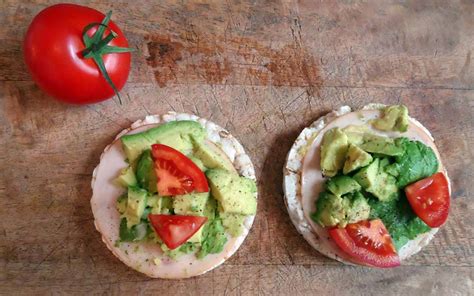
151 144 209 196
328 219 400 268
405 172 450 227
148 214 208 250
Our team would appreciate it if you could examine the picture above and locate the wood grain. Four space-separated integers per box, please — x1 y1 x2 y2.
1 0 473 295
1 265 473 295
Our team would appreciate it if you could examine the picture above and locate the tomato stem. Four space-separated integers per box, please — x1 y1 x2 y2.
80 11 134 104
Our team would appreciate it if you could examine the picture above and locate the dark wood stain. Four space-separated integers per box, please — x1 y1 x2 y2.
144 35 184 87
145 34 322 90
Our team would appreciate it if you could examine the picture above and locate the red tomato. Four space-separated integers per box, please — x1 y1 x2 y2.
148 214 208 250
328 219 400 268
151 144 209 196
23 4 131 104
405 172 450 227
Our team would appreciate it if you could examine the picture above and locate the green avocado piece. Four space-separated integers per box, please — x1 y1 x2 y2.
220 212 246 237
147 194 173 214
136 150 157 193
343 144 373 174
116 193 128 214
311 192 347 227
206 169 257 215
359 134 404 156
345 192 371 224
384 163 400 177
114 166 137 188
320 128 349 177
160 242 198 260
353 158 399 202
372 105 409 132
343 125 370 146
197 216 228 259
193 140 236 173
353 158 379 189
124 187 148 228
121 120 206 164
311 190 371 228
119 218 148 242
378 157 391 169
325 175 361 197
173 192 210 216
203 197 217 220
188 155 207 172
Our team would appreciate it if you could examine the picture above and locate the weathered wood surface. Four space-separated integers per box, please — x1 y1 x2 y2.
1 1 473 295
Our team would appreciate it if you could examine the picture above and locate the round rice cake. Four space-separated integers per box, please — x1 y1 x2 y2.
283 105 450 265
91 112 256 278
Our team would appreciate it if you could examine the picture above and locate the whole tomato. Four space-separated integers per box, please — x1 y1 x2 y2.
24 4 132 104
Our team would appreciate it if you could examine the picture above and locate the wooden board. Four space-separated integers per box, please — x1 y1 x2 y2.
0 1 473 295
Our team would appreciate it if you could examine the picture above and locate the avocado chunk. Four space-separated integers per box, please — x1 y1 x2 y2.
197 216 228 259
173 192 210 216
353 158 378 190
359 134 404 156
119 218 148 242
115 166 137 188
325 175 361 197
353 158 399 202
343 125 370 146
187 198 221 246
192 198 218 244
121 120 206 164
384 163 400 177
188 156 207 172
160 241 198 260
220 212 246 237
136 150 158 193
147 194 173 214
312 190 371 228
343 144 373 174
193 140 236 173
345 192 371 224
320 128 349 177
372 105 409 132
124 187 148 228
206 169 257 215
116 193 128 214
311 192 346 227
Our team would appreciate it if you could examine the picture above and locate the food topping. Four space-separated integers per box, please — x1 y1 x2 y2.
320 128 349 177
343 144 373 174
114 120 257 259
148 214 208 250
151 144 209 196
206 169 257 215
372 105 409 132
405 172 450 228
313 105 448 262
328 219 400 268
